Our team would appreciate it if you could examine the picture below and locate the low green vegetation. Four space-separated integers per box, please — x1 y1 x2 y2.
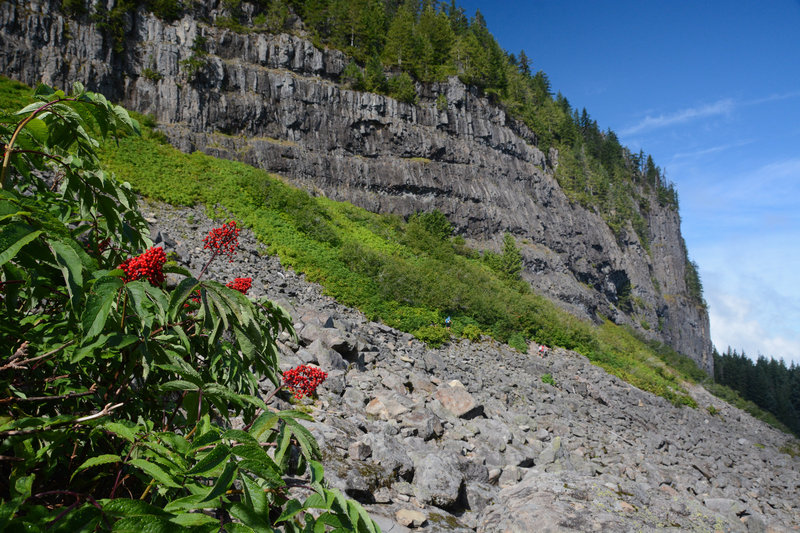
541 374 556 387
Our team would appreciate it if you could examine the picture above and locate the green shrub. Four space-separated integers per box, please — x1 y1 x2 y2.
461 324 482 341
541 374 556 386
388 72 417 104
0 81 378 531
413 324 451 347
147 0 183 21
436 93 448 112
61 0 87 16
342 61 365 90
141 66 162 81
386 306 441 332
508 332 528 353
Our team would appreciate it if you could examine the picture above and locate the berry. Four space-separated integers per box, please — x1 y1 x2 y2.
119 247 166 286
226 277 252 295
282 365 328 399
203 221 240 262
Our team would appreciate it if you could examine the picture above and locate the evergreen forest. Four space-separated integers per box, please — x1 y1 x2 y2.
713 348 800 437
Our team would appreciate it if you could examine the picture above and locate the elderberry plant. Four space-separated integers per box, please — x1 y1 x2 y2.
0 82 379 532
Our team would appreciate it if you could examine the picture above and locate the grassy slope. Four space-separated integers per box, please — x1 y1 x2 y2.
2 76 713 411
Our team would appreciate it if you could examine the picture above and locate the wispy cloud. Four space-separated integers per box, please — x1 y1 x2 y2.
745 90 800 106
620 99 734 135
670 140 753 161
621 91 800 138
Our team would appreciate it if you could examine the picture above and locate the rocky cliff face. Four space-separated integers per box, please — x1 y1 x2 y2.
0 0 712 372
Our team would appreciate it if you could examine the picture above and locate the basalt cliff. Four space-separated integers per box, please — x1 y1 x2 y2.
0 0 712 372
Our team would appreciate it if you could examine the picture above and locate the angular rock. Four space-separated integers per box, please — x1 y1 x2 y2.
400 409 443 441
395 509 427 528
434 383 483 419
412 451 465 510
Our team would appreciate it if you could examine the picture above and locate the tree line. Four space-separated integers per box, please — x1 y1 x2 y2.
714 348 800 436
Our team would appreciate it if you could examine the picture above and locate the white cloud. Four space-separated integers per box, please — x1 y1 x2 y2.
620 91 800 138
697 236 800 366
670 140 753 161
745 90 800 106
620 99 734 135
708 290 800 365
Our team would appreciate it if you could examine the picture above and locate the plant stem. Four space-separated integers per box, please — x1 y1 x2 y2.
0 385 97 404
0 340 76 371
1 98 76 188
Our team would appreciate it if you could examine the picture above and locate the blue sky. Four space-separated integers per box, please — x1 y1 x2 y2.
457 0 800 365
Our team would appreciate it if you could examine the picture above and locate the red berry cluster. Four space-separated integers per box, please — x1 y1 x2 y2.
226 277 252 295
119 247 166 286
282 365 328 399
203 221 240 262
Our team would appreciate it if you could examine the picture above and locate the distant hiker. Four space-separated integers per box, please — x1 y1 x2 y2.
538 344 548 357
445 316 451 329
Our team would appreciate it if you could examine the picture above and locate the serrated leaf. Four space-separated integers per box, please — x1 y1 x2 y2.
101 421 139 443
309 460 325 488
249 412 279 442
100 498 172 518
239 473 268 517
188 426 221 451
346 499 378 533
160 380 200 392
22 117 49 143
275 499 304 524
186 443 230 476
140 440 188 471
202 383 244 406
0 222 41 268
168 277 200 321
163 494 224 513
303 493 329 510
237 459 285 488
110 515 174 533
49 238 84 309
0 475 33 530
222 521 260 533
222 429 259 445
82 275 123 340
276 410 315 422
128 459 181 488
71 454 121 480
283 418 321 462
169 511 219 527
200 459 237 502
313 512 345 532
163 264 192 277
229 500 272 532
